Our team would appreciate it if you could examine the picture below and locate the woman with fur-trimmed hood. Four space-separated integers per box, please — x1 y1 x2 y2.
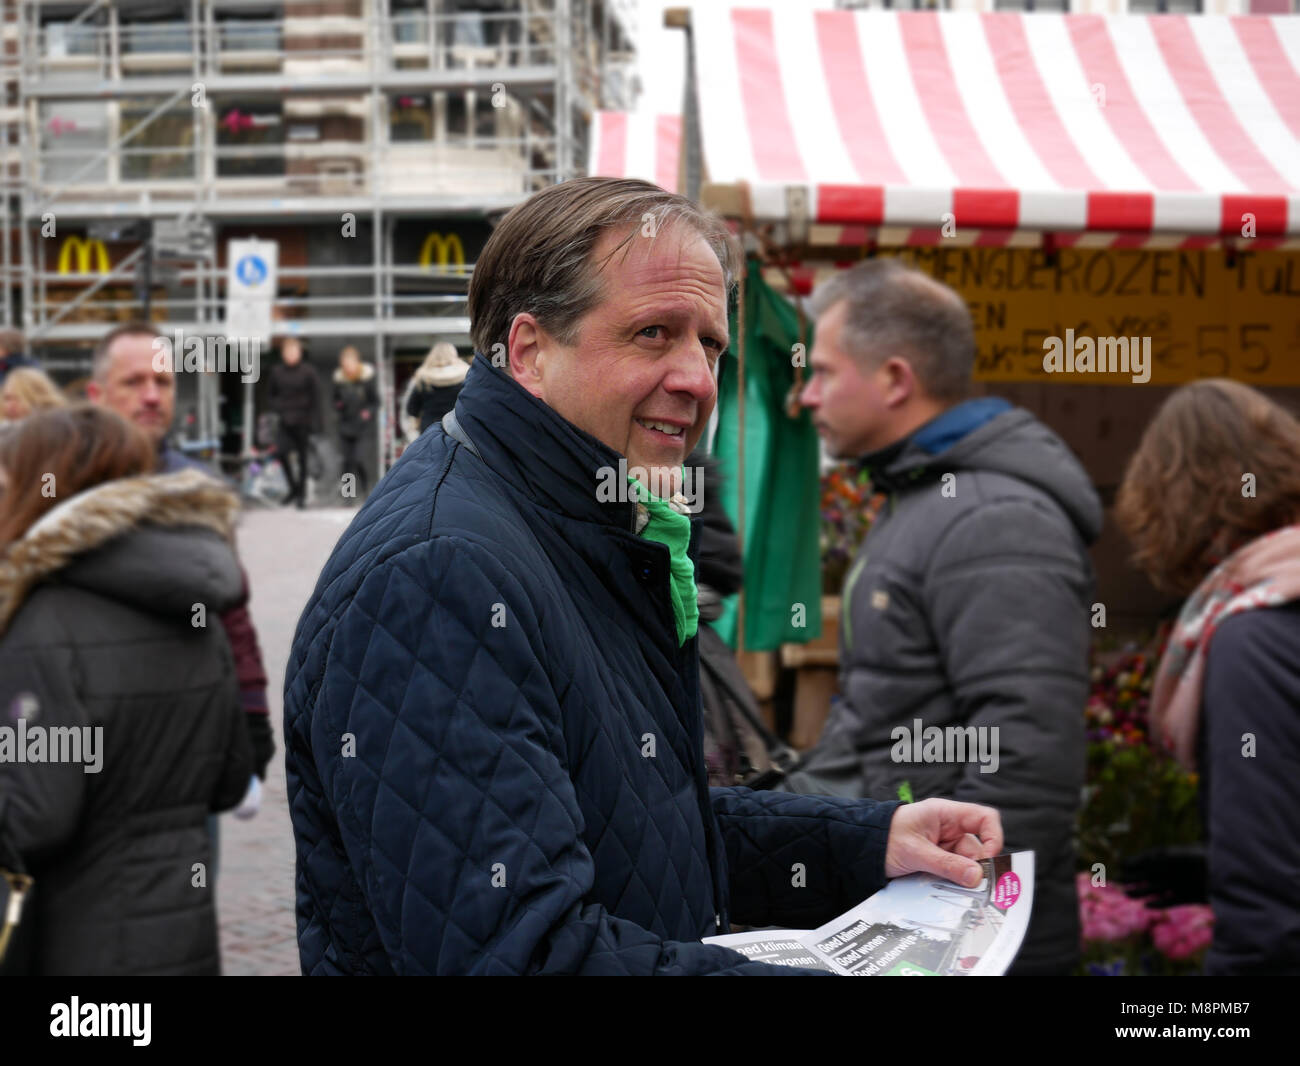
401 341 468 441
0 406 251 976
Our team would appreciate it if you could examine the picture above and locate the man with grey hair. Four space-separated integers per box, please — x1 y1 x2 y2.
789 257 1102 976
284 178 1005 975
87 320 275 803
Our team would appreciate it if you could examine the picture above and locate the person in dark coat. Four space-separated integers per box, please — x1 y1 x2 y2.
331 345 378 501
267 337 322 508
87 322 274 784
402 341 468 439
0 406 252 975
788 258 1102 977
284 177 1004 976
1116 379 1300 975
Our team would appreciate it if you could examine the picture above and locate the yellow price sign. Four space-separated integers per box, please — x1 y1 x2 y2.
882 246 1300 386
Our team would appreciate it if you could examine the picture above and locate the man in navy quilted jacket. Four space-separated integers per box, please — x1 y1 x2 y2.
284 177 1004 975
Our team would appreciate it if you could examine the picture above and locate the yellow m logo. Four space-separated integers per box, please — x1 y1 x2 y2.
57 236 110 275
418 232 465 275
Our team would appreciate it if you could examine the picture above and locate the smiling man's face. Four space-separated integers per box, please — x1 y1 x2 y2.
510 223 728 498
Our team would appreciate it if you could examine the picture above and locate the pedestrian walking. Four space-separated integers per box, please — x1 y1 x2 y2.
267 337 322 509
0 406 253 975
787 257 1102 977
401 342 467 440
332 345 378 501
1116 379 1300 975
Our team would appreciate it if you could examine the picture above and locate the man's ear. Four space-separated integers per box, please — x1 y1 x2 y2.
85 381 103 403
880 356 916 410
508 313 548 400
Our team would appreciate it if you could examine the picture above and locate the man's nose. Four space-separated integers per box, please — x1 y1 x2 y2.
800 377 820 409
664 340 717 403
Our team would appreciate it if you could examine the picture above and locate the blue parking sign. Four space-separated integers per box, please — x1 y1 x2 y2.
236 255 268 287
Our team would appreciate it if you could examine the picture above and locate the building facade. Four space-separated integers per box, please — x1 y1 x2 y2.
2 0 635 471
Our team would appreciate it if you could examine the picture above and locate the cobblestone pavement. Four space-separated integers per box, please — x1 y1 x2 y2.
217 504 358 976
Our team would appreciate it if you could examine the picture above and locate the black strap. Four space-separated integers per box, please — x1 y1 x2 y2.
442 409 482 460
699 651 801 779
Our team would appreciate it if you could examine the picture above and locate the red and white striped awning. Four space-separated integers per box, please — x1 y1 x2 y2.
589 111 683 194
693 9 1300 240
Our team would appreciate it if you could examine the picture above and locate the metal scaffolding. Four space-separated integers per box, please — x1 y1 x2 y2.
8 0 637 471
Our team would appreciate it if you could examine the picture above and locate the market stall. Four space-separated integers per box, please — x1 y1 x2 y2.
590 8 1300 971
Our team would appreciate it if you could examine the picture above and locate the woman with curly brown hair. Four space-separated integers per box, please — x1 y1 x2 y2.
1115 378 1300 976
0 405 251 975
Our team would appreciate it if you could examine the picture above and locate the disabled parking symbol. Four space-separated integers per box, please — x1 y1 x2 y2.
235 255 268 287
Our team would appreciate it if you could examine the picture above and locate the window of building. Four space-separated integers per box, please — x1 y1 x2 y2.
216 100 285 177
391 0 428 45
120 99 196 180
216 7 282 52
445 91 500 142
40 12 103 58
391 95 433 142
38 101 109 184
120 18 190 55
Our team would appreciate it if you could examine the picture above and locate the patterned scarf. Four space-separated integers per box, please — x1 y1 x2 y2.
1151 523 1300 770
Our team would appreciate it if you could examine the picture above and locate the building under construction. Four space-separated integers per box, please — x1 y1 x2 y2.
0 0 636 472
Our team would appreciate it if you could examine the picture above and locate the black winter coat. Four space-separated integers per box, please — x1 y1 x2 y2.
269 361 322 431
405 380 462 436
1199 601 1300 975
332 364 378 441
0 470 253 975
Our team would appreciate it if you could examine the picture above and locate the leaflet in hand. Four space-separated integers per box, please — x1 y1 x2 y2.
704 851 1033 975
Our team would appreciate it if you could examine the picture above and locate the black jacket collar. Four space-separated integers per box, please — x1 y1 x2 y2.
454 354 641 533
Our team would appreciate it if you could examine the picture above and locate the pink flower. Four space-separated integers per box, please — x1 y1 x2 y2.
1077 874 1156 943
1151 905 1214 961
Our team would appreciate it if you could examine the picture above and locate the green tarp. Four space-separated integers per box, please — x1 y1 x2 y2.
712 260 823 650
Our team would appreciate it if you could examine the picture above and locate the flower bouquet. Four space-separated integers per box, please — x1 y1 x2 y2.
819 463 884 593
1076 632 1209 975
1078 633 1201 874
1078 874 1213 976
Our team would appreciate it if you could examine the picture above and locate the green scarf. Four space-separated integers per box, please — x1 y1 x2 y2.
630 472 699 646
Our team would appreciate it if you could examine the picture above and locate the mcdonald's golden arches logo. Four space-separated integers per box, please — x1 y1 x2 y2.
57 236 111 275
418 232 465 275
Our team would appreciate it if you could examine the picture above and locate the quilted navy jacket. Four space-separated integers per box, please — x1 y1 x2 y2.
285 357 901 975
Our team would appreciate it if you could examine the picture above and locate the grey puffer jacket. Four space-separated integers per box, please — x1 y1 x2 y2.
784 399 1102 976
0 470 253 975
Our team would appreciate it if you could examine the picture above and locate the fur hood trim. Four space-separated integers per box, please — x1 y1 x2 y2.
333 362 376 385
0 469 239 635
411 358 468 388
